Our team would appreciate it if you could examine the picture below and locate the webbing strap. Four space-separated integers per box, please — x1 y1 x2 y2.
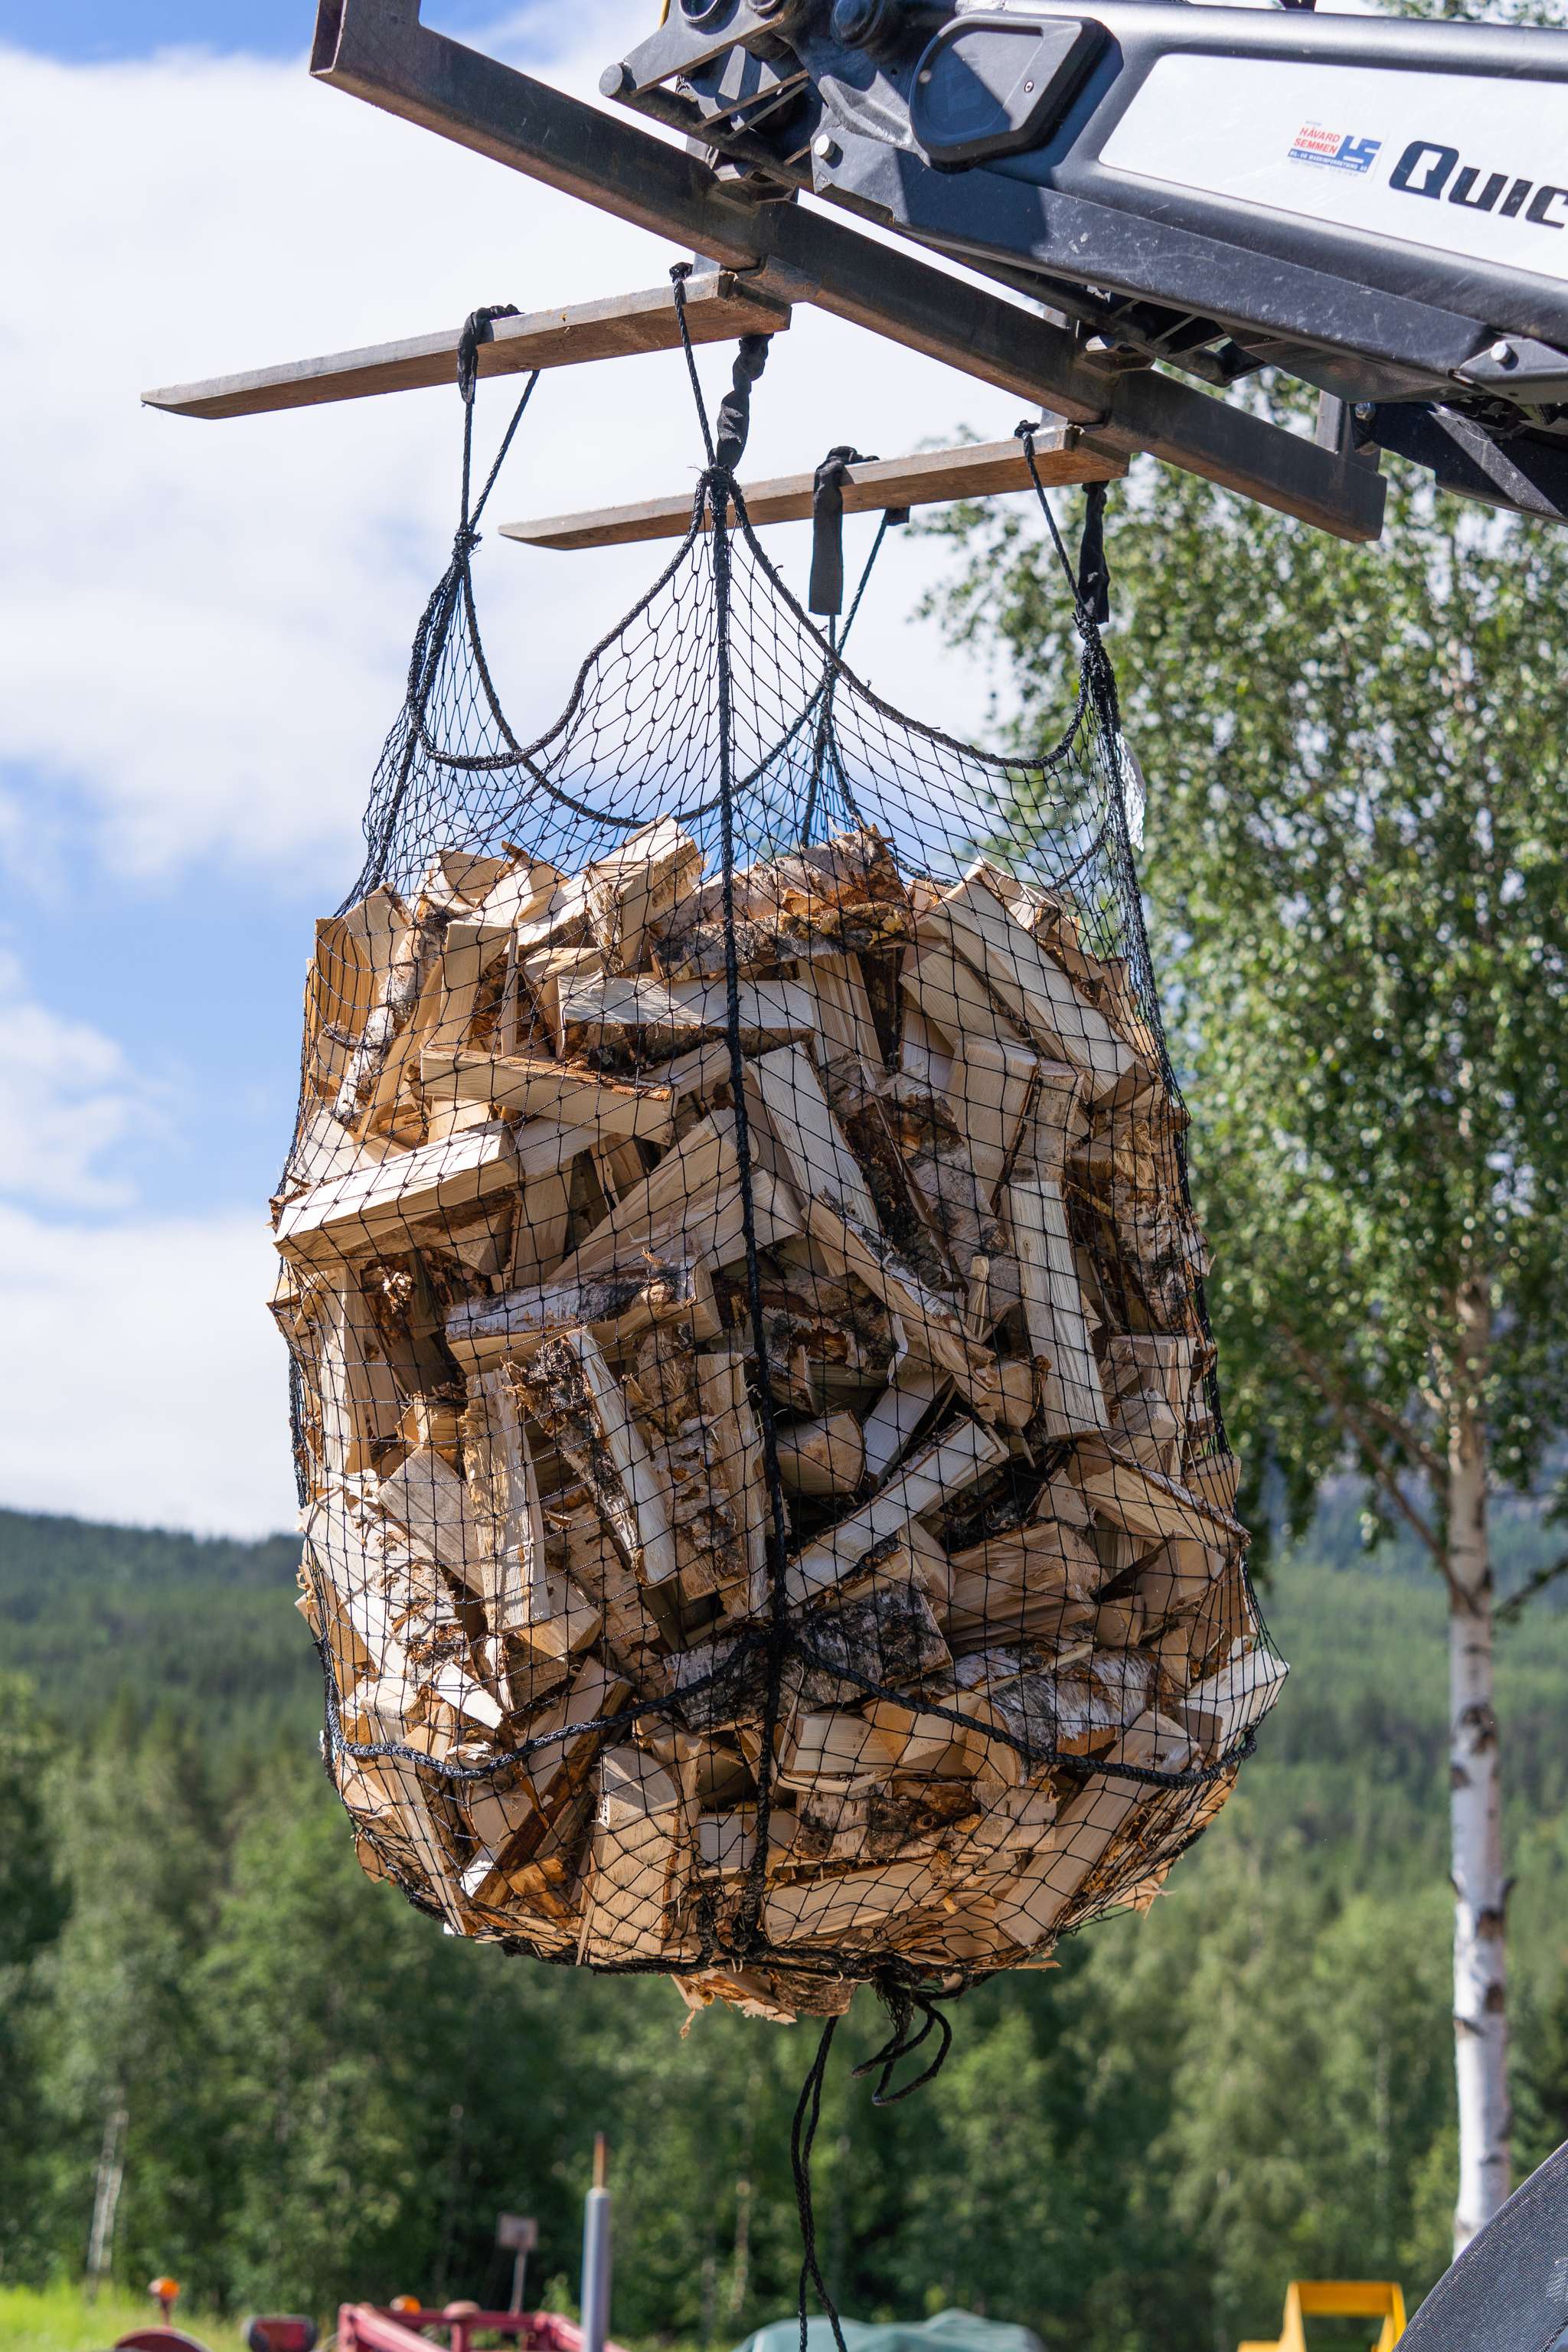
1077 476 1112 623
808 444 867 616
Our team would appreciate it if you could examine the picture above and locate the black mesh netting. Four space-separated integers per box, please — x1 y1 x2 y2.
269 320 1284 2032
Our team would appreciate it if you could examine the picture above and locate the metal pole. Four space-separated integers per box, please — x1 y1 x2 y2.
580 2135 612 2352
508 2246 528 2318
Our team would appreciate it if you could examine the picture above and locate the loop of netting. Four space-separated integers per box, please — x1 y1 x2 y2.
273 322 1284 2034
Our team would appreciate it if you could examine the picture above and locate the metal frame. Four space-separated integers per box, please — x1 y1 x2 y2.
160 0 1381 541
1237 2278 1407 2352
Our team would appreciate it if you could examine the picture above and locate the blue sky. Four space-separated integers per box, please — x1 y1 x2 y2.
0 0 1017 1534
0 2 526 61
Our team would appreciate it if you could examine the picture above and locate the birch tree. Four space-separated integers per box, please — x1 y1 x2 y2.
927 453 1568 2252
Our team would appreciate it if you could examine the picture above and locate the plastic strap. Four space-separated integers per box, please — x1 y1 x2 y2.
714 331 773 474
808 444 865 616
1077 477 1112 624
456 303 521 406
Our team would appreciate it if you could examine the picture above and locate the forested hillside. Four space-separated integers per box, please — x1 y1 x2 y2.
3 1505 1566 2351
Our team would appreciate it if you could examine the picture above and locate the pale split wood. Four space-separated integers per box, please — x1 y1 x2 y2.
446 1255 720 1378
514 1325 680 1588
273 1120 519 1266
913 868 1155 1109
780 1416 1009 1609
775 1410 866 1498
580 1745 694 1962
1004 1173 1109 1436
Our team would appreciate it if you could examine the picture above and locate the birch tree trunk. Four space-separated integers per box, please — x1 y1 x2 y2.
1448 1277 1509 2256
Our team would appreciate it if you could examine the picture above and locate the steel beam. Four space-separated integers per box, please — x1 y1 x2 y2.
142 274 789 421
308 0 1385 543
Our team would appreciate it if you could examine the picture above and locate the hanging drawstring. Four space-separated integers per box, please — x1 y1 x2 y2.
1015 419 1125 743
792 2017 848 2352
790 1976 959 2352
670 264 717 467
452 306 538 555
852 1975 959 2105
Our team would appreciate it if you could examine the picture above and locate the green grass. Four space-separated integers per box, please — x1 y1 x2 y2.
0 2282 251 2352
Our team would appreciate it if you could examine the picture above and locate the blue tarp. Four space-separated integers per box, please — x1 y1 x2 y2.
736 2310 1044 2352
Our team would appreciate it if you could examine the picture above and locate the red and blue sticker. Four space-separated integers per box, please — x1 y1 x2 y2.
1288 125 1382 174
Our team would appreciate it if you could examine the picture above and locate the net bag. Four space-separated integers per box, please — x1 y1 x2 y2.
270 325 1284 2027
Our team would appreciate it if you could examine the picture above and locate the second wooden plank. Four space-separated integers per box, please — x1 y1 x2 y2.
499 429 1125 552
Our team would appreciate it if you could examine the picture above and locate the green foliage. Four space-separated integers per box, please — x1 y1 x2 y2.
0 1510 312 1750
7 1508 1568 2347
925 455 1568 1553
0 1680 70 2282
0 2278 248 2352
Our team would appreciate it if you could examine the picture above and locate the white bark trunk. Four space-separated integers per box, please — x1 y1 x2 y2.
1448 1277 1509 2258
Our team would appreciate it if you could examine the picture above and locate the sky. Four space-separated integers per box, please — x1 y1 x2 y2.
0 0 1039 1537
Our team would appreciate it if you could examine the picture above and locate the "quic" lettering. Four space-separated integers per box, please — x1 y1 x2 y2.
1390 139 1568 229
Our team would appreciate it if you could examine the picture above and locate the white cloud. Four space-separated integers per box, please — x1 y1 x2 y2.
0 9 1031 1538
0 15 1006 889
0 1203 296 1535
0 949 162 1209
0 949 293 1533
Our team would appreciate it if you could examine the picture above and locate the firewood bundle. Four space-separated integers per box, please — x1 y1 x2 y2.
270 809 1283 2023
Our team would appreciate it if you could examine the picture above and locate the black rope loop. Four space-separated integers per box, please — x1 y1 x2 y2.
853 1973 959 2106
670 263 716 466
1014 419 1125 745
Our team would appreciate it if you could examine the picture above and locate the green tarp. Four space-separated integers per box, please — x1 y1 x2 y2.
736 2310 1044 2352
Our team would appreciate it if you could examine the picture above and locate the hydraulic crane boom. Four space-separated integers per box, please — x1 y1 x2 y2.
606 0 1568 524
160 1 1568 537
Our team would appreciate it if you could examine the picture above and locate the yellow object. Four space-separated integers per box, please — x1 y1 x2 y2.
1239 2280 1407 2352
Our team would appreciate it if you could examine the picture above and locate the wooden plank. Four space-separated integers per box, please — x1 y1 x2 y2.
143 271 791 420
501 429 1125 552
